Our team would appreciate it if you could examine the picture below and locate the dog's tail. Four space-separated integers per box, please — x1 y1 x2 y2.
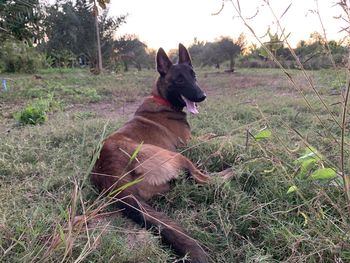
118 194 208 263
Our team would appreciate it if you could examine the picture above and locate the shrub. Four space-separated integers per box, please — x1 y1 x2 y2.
0 39 46 73
15 103 48 125
15 95 58 125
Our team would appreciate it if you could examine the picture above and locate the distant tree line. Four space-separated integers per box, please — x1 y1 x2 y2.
0 0 154 73
237 31 348 70
187 31 348 71
0 1 348 73
187 34 247 72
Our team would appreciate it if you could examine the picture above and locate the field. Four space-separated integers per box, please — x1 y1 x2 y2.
1 67 349 262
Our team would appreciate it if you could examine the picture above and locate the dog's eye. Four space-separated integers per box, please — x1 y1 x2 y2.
176 78 184 84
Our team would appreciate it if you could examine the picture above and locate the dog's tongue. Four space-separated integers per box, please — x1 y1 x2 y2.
182 96 199 114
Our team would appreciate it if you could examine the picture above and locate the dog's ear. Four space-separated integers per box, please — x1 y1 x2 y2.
156 48 172 76
178 43 192 66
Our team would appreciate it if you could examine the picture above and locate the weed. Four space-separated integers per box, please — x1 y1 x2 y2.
14 94 60 125
15 102 48 125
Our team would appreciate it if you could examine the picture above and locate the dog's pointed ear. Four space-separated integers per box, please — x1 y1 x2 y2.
178 43 192 66
156 48 172 76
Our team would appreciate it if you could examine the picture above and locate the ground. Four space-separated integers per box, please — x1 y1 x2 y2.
0 68 349 262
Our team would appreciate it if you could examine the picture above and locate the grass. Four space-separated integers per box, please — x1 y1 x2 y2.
1 67 349 262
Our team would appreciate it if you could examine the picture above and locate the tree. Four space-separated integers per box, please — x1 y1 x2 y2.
43 0 126 68
202 41 225 69
188 35 245 71
0 0 46 73
294 34 347 69
188 38 206 67
90 0 109 73
0 0 44 44
113 35 151 71
217 36 243 72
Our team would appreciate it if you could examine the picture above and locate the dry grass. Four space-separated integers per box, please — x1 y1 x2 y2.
1 66 350 262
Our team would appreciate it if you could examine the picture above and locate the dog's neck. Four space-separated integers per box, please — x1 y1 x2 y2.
152 95 172 107
150 93 183 112
151 80 185 112
151 83 176 110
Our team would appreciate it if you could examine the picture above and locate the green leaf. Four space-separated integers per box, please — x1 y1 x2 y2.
295 146 322 164
296 152 316 162
309 168 337 181
108 177 144 197
297 158 317 179
299 211 308 226
259 48 269 58
58 224 65 243
58 205 68 220
129 142 143 163
287 185 298 194
254 129 272 141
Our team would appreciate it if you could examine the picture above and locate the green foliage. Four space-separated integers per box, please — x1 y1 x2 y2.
238 32 347 70
14 94 58 125
309 168 337 180
0 0 44 43
42 0 126 68
288 146 338 195
188 35 246 70
287 185 298 194
294 146 322 179
15 102 48 125
0 39 46 73
331 78 346 90
254 129 272 141
261 29 284 58
114 34 153 71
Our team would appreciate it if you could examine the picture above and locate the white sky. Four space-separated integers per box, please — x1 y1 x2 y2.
108 0 347 52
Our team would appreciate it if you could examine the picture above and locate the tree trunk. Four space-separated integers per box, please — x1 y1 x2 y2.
94 6 102 73
123 61 128 72
229 55 234 72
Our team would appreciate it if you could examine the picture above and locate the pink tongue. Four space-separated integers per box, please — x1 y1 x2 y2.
182 96 199 114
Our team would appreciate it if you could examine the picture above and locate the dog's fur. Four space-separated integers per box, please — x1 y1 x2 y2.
91 44 211 263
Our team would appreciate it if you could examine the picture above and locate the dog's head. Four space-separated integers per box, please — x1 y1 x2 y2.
156 44 206 114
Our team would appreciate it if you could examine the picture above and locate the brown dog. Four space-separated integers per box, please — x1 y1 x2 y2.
91 44 212 263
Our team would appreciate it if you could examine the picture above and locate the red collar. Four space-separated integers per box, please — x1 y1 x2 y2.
151 95 172 107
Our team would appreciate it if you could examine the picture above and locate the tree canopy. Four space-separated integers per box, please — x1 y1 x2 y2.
0 0 348 73
42 0 126 68
189 35 247 71
0 0 44 44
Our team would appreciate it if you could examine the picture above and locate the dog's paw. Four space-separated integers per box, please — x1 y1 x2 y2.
192 170 211 184
213 168 235 181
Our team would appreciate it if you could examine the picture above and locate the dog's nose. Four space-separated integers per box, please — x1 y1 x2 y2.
198 93 206 102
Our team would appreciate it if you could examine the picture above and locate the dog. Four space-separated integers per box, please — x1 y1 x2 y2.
91 44 217 263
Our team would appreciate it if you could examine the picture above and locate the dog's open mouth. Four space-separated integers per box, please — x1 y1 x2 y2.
181 95 199 114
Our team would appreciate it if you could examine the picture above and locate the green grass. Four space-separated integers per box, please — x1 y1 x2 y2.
1 67 349 262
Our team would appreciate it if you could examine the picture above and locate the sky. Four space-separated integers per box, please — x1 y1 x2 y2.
108 0 347 52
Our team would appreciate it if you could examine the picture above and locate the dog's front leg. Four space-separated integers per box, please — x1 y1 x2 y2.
213 168 236 180
178 155 211 184
187 165 235 183
191 169 211 184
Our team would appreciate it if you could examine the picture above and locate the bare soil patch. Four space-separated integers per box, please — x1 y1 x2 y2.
66 72 298 121
66 99 142 120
